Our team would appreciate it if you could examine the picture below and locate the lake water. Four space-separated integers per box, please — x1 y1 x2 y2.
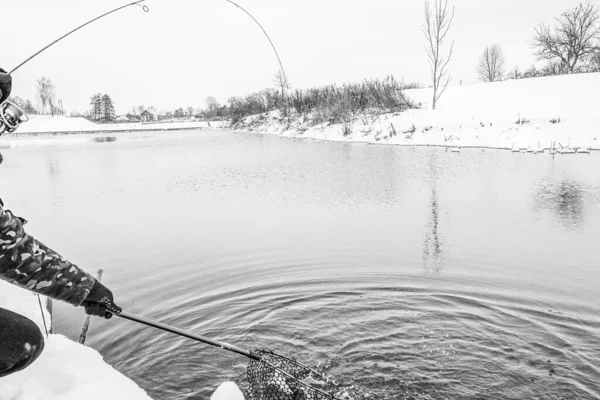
1 130 599 399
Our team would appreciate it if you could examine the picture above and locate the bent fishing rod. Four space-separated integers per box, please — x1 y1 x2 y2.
9 0 287 81
3 0 287 133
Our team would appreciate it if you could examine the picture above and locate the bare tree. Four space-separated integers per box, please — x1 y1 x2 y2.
532 1 600 74
206 96 220 118
477 45 506 82
423 0 455 110
591 51 600 71
36 77 55 115
272 70 289 100
186 106 195 118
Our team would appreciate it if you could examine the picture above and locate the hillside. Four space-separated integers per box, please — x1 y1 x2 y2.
232 73 600 151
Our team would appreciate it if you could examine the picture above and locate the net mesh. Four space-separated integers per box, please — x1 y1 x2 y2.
243 349 340 400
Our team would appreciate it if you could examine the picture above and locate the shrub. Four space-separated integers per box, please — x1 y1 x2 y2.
228 75 417 123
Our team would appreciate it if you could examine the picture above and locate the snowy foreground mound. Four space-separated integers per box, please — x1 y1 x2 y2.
0 282 243 400
0 334 154 400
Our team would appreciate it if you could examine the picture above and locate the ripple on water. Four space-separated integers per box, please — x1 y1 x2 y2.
4 132 598 399
99 276 599 399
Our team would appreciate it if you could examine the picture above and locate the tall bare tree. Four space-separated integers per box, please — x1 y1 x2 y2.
36 77 55 115
186 106 195 118
423 0 455 110
532 1 600 74
206 96 220 118
477 45 506 82
272 70 289 100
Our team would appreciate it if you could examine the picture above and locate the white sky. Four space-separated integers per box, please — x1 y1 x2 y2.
3 0 593 114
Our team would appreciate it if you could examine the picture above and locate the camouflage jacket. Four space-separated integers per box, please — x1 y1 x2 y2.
0 197 95 306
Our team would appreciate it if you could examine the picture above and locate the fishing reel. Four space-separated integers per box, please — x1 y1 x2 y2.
0 101 28 135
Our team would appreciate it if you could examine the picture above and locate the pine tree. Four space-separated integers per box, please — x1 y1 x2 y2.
101 94 115 121
90 94 102 121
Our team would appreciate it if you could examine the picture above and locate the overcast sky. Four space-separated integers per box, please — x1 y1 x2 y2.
4 0 592 114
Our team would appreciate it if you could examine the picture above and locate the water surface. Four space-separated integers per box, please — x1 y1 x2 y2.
1 130 599 399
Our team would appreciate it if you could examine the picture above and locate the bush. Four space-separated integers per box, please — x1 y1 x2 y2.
227 75 417 123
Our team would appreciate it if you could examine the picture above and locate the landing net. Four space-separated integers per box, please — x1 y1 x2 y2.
244 349 347 400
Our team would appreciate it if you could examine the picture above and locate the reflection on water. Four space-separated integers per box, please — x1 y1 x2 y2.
535 179 593 233
93 136 118 143
423 153 443 272
48 159 60 178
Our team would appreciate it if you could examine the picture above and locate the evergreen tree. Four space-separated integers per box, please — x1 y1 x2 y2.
90 94 102 121
101 94 115 121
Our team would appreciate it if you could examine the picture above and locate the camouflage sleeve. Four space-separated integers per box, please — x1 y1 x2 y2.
0 199 96 307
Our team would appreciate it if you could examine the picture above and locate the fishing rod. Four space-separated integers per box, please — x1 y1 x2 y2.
9 0 287 80
9 0 149 75
114 310 343 399
223 0 287 84
3 0 287 135
2 0 149 133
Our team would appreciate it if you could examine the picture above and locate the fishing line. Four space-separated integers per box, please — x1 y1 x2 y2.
223 0 288 84
10 0 287 83
37 294 49 338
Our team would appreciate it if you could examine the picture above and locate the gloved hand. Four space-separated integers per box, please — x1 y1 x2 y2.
0 68 12 105
81 280 121 319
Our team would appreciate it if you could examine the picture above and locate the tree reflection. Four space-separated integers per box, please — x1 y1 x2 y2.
423 152 443 272
48 159 60 178
536 180 586 232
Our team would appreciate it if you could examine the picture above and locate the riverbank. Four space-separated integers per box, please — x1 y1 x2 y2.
0 281 153 399
11 115 226 136
231 72 600 152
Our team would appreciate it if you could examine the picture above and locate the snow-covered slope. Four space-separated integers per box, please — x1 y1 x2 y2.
232 73 600 150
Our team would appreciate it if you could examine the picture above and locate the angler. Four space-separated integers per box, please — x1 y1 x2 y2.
0 69 121 377
0 2 337 397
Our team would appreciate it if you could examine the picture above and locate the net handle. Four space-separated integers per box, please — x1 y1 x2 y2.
114 310 259 360
114 311 342 400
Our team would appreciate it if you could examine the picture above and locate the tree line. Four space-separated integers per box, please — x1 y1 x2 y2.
476 1 600 83
89 94 116 121
10 77 64 116
10 2 599 122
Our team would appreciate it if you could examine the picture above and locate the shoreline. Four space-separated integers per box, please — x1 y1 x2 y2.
230 73 600 153
230 111 600 153
4 125 209 136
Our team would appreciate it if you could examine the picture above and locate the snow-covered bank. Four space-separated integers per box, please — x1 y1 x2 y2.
232 73 600 151
0 117 229 148
0 281 244 400
0 281 152 400
13 115 226 135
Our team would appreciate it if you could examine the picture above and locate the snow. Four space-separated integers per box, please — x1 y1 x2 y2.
0 117 228 148
0 281 243 400
232 73 600 151
0 281 151 400
0 335 154 400
12 115 226 135
3 73 596 399
210 382 245 400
